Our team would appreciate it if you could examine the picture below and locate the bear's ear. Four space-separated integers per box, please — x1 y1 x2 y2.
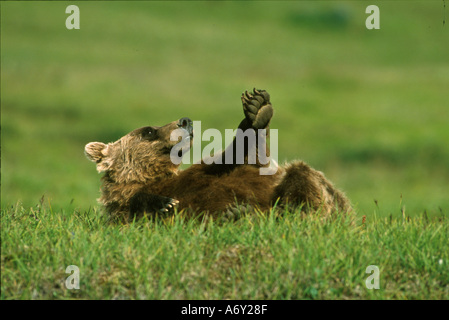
85 142 112 172
85 142 107 163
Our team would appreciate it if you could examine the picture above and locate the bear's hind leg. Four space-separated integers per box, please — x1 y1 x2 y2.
272 161 351 215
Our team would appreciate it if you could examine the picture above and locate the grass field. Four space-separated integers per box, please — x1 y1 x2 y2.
1 1 448 299
2 204 448 299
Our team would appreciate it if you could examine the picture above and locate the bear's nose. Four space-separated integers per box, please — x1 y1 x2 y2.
178 117 192 129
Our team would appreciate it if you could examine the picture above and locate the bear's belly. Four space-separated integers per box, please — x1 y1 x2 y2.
159 164 283 213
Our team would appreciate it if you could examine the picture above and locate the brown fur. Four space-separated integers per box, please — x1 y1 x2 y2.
85 89 352 221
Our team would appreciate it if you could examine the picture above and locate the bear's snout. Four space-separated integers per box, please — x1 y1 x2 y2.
178 117 193 137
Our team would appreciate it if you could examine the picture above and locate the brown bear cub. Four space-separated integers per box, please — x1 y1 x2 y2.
85 89 352 221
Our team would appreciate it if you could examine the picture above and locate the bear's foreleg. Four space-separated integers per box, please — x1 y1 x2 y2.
129 192 179 218
207 89 273 175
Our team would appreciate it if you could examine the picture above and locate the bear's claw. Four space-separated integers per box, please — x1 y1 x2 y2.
241 88 273 129
160 198 179 213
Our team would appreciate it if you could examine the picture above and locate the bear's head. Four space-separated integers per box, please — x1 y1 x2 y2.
85 117 193 184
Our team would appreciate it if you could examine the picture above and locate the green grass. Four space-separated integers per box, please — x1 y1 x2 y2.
1 1 449 299
1 203 448 299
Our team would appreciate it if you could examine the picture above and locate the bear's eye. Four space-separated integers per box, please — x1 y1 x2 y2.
142 127 157 140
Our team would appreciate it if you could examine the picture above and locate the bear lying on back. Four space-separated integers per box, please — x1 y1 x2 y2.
85 88 352 221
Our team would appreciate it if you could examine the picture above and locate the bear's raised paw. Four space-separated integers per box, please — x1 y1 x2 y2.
241 88 273 130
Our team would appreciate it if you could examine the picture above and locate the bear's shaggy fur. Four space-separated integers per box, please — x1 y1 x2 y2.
85 89 352 221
